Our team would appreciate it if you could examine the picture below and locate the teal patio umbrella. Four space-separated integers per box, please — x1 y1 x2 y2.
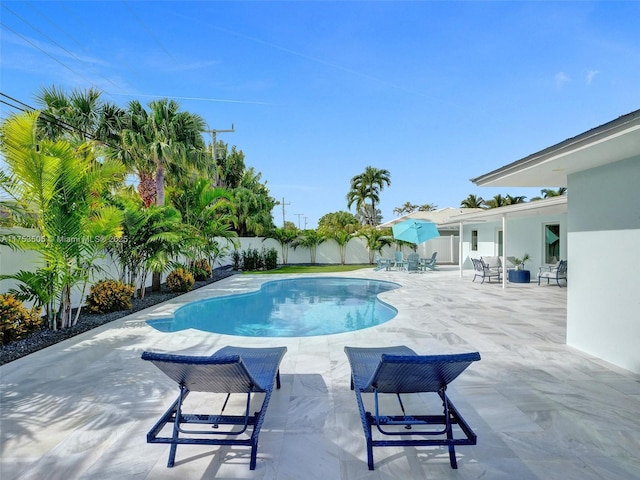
392 220 440 244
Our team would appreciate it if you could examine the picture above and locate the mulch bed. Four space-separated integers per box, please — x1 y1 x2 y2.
0 267 237 366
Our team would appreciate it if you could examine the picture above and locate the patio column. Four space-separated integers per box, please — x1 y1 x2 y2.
502 214 507 289
459 222 464 277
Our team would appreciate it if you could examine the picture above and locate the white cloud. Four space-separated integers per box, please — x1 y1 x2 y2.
586 69 600 85
555 72 571 88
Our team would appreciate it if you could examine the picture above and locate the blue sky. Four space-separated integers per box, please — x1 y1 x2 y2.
1 1 639 228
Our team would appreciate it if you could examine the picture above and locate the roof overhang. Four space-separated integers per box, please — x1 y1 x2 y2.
470 109 640 187
440 195 567 227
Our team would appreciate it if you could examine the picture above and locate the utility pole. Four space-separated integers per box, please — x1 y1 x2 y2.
294 213 304 229
205 124 235 162
280 197 290 227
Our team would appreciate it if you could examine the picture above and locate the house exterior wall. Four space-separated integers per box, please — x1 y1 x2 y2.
459 213 567 270
567 156 640 373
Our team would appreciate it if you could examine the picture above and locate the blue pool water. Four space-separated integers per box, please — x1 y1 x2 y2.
147 277 399 337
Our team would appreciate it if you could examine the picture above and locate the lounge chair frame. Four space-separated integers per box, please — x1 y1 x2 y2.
142 346 287 470
344 346 480 470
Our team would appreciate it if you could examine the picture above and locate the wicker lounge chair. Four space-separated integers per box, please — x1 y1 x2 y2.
141 345 287 469
344 345 481 470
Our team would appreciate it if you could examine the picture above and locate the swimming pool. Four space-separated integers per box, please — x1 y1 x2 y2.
147 277 399 337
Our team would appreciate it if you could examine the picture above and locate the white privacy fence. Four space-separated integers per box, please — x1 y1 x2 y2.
0 228 459 308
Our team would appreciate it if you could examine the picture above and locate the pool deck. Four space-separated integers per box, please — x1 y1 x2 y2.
1 267 639 479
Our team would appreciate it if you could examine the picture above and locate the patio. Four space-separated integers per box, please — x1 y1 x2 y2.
1 267 639 479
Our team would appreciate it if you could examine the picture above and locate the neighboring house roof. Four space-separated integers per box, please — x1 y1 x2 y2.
378 207 484 229
439 195 567 227
470 108 640 187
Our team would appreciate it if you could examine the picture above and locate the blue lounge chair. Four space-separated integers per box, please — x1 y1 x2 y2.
344 345 480 470
141 345 287 469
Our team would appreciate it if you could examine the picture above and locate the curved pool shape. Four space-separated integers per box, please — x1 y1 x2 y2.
147 277 400 337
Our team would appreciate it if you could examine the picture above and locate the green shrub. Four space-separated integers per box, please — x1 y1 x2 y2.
232 250 241 270
86 280 135 313
242 247 262 271
0 294 42 345
166 268 195 292
262 247 279 270
189 259 212 281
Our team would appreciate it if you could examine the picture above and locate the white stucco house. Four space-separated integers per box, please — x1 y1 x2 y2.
467 109 640 374
442 195 568 277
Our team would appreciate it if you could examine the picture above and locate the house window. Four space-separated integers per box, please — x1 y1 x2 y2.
471 230 478 251
544 224 560 264
497 230 503 256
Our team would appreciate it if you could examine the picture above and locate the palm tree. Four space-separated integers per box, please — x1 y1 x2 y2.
346 166 391 226
460 194 485 209
169 177 238 266
291 229 326 264
485 194 508 209
505 194 527 204
418 203 437 211
358 226 393 264
264 227 299 265
542 187 567 198
0 111 125 328
121 98 207 207
355 204 382 226
393 202 418 216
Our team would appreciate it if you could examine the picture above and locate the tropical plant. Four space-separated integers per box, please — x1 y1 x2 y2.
505 194 527 205
169 177 238 264
530 187 568 201
346 166 391 226
0 111 125 329
355 204 383 226
226 167 276 236
358 226 393 264
0 293 42 345
460 194 486 208
105 199 187 298
513 253 531 270
86 280 135 313
393 202 418 216
166 267 195 292
485 194 508 209
328 229 353 265
291 229 326 264
189 259 212 281
120 98 207 207
317 211 359 231
264 227 298 265
35 85 125 144
418 203 437 211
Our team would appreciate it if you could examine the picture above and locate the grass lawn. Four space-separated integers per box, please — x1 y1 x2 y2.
244 264 373 274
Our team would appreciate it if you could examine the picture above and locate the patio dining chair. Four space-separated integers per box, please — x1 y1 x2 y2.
471 258 501 284
537 260 567 287
344 345 481 470
141 345 287 469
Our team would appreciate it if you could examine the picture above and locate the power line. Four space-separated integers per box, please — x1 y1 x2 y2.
0 92 122 150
